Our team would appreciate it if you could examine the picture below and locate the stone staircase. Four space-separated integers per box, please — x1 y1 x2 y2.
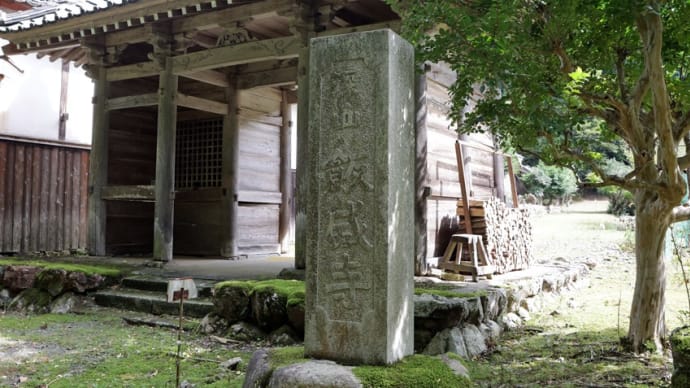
93 276 216 318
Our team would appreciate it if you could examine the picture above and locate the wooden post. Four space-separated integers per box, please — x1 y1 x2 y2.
279 89 292 254
87 65 108 256
58 60 69 140
415 70 429 275
493 148 506 203
153 57 178 262
455 140 473 234
220 77 240 258
506 156 519 208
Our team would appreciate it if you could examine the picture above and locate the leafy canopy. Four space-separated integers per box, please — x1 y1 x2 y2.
390 0 690 190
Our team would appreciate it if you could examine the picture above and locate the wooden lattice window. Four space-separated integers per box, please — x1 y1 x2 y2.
175 118 223 189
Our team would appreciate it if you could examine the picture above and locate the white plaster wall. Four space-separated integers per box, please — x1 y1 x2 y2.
0 39 93 145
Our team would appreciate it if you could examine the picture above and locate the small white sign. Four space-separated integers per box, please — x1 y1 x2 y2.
167 278 198 302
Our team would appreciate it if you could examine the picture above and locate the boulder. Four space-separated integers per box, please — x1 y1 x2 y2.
267 360 361 388
480 290 506 321
35 269 68 297
50 292 79 314
501 312 522 330
437 353 470 379
243 349 272 388
251 289 288 331
214 285 251 324
199 313 227 334
2 266 40 291
447 328 469 358
462 325 488 357
414 294 469 331
269 325 299 346
286 303 305 336
65 271 106 293
228 321 266 342
423 328 452 356
9 288 52 313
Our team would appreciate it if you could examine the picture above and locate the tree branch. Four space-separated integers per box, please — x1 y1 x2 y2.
615 47 629 101
673 111 690 143
672 205 690 223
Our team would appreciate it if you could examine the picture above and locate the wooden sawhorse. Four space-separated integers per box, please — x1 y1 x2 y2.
438 233 495 282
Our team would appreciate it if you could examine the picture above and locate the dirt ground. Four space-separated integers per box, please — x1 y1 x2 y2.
1 199 688 387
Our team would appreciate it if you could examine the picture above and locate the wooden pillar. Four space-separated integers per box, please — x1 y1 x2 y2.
87 65 108 256
295 45 309 269
221 77 240 258
153 57 178 262
279 89 293 254
415 70 429 276
493 150 506 203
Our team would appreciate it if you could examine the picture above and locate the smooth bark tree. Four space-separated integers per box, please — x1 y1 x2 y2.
391 0 690 352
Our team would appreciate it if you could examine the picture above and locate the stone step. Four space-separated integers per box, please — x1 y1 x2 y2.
120 276 215 298
94 288 213 318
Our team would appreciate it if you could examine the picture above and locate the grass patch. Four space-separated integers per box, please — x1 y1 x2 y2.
353 354 471 388
0 311 251 387
414 287 487 299
268 346 309 367
0 258 124 277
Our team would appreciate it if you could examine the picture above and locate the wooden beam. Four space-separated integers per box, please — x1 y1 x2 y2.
506 156 519 208
105 26 149 47
171 36 301 74
106 61 160 82
279 89 292 253
153 57 179 262
179 69 229 87
177 93 227 115
238 190 282 204
102 185 155 201
238 65 297 89
106 93 158 111
87 66 109 256
220 76 240 258
455 140 473 234
171 0 295 32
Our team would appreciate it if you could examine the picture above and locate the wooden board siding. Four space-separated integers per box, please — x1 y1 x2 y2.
105 201 154 254
0 139 89 253
237 87 282 254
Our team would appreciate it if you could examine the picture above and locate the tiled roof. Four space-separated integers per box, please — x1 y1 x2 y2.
0 1 132 33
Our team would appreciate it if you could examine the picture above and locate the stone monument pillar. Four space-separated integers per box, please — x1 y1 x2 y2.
304 29 415 365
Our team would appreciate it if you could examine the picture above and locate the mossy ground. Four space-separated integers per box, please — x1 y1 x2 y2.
0 310 253 387
0 258 125 277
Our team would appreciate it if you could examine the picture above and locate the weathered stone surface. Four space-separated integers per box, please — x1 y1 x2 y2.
214 286 251 324
220 357 243 371
35 269 68 297
267 360 362 388
414 294 468 330
480 320 503 343
277 268 305 281
65 271 106 293
305 29 415 365
242 349 272 388
2 266 40 291
462 325 488 357
447 328 469 358
423 328 452 356
252 289 288 331
50 292 80 314
464 297 484 325
0 288 10 306
502 312 522 330
9 288 52 313
269 325 299 346
228 322 266 342
481 290 506 321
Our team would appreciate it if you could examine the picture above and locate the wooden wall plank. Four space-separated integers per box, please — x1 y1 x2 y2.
3 145 15 252
48 147 59 250
39 148 50 250
0 142 6 252
57 149 66 251
79 151 89 248
71 155 81 248
22 147 32 252
12 145 24 252
30 147 41 252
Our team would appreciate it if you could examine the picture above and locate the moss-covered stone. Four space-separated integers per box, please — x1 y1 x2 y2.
352 354 471 388
9 288 52 313
671 326 690 387
0 259 123 277
414 287 487 299
35 269 68 297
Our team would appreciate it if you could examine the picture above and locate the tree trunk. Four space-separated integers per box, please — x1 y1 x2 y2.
627 190 672 352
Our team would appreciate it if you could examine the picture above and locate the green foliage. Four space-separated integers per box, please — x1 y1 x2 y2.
606 189 635 216
353 355 471 388
521 162 578 204
0 258 124 277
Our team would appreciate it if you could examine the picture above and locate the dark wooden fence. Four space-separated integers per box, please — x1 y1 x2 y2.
0 137 89 253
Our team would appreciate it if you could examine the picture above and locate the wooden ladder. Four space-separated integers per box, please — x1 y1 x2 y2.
438 233 495 282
